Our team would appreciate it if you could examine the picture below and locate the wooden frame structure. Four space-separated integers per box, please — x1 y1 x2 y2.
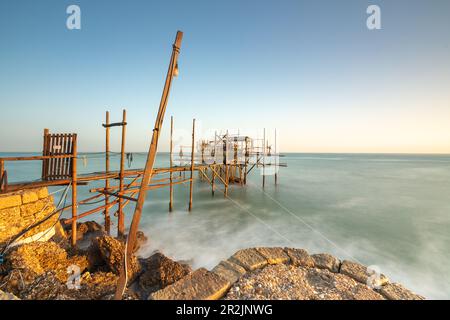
0 30 287 299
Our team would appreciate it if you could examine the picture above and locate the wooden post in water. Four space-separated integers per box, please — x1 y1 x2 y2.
244 137 249 185
169 116 174 212
262 128 266 189
223 132 228 196
71 134 78 247
188 119 195 211
118 109 127 238
0 159 4 191
115 31 183 300
104 111 111 234
211 131 217 196
274 128 277 185
41 129 49 180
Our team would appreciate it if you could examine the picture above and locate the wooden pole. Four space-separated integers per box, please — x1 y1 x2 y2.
118 109 127 238
244 137 249 185
41 129 49 180
0 159 4 191
263 128 266 189
224 132 228 196
189 119 195 211
71 134 78 247
115 31 183 300
169 116 174 212
275 128 277 185
211 131 216 196
105 111 111 234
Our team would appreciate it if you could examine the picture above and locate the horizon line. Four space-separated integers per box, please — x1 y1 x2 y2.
1 151 450 156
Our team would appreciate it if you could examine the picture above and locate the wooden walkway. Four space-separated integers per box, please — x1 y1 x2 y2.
1 164 220 193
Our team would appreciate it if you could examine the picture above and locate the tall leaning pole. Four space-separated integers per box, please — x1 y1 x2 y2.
114 31 183 299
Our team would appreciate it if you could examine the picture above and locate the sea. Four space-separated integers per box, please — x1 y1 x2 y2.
1 152 449 299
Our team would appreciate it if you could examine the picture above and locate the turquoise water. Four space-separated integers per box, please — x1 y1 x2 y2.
2 152 450 299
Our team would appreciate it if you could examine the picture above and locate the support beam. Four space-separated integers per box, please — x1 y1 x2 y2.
275 128 278 185
71 134 78 247
169 116 174 212
262 128 266 189
118 109 127 238
188 119 195 211
104 111 111 234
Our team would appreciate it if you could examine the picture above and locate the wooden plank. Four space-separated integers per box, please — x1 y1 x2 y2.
96 189 137 202
63 199 119 224
102 122 127 128
0 154 74 162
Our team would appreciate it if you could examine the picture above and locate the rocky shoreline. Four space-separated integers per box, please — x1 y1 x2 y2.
0 220 424 300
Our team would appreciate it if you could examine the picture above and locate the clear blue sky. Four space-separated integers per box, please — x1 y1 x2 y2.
1 0 449 152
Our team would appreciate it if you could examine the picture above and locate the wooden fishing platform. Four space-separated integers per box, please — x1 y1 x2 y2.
0 31 286 299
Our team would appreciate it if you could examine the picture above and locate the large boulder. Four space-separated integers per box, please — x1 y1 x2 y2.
378 283 425 300
18 270 135 300
138 252 191 295
224 264 386 300
255 247 290 265
340 260 389 287
311 253 341 273
60 220 105 243
284 248 315 268
149 268 230 300
228 248 268 271
88 236 140 281
3 241 88 297
20 271 85 300
212 260 246 285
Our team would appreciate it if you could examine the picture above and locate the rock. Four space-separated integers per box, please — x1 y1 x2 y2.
80 271 119 299
0 194 22 210
0 289 20 300
133 231 148 253
3 241 89 297
90 236 140 281
212 260 246 284
284 248 315 268
311 253 340 273
21 191 39 204
228 248 267 271
378 283 425 300
255 247 290 264
340 260 389 287
138 252 191 295
0 188 58 246
20 271 85 300
225 264 386 300
52 220 68 244
149 268 230 300
76 221 105 241
60 220 105 242
36 188 49 199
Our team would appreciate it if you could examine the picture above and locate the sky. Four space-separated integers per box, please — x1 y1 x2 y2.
0 0 449 153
